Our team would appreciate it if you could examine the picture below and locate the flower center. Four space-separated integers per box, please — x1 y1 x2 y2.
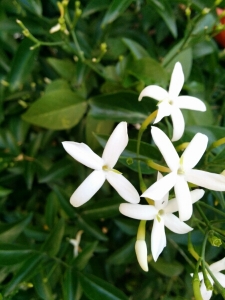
177 157 185 175
102 165 122 174
156 210 164 222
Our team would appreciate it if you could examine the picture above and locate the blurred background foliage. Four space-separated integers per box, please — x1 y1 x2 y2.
1 0 225 299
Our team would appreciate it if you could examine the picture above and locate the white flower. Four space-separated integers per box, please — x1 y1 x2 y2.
197 258 225 300
135 240 148 272
68 230 83 257
141 127 225 221
138 62 206 141
120 173 204 261
62 122 140 207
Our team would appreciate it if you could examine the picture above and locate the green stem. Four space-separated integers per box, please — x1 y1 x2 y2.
193 258 203 300
198 201 225 218
196 202 212 230
188 233 200 261
137 220 146 240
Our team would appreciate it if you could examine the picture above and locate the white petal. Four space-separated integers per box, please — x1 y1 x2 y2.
210 258 225 273
70 170 106 207
182 133 208 170
164 213 193 233
138 85 168 101
135 240 149 272
106 171 140 203
165 189 205 214
151 126 179 171
170 107 185 141
214 272 225 287
62 142 103 170
186 170 225 191
141 172 177 201
155 172 169 209
102 122 128 168
151 217 166 262
174 175 192 221
200 281 213 300
119 203 157 220
176 96 206 111
154 102 172 123
168 62 184 99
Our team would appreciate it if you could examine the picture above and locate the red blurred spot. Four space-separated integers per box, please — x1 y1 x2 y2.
215 8 225 48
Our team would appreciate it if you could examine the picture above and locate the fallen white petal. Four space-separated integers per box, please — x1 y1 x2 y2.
170 107 185 141
106 171 140 203
164 213 193 234
151 126 179 171
168 62 184 99
142 172 177 200
119 203 157 220
70 170 106 207
135 240 149 272
174 175 192 221
182 133 208 170
176 96 206 111
62 142 103 170
102 122 128 169
151 217 166 261
210 257 225 273
186 170 225 191
165 189 204 214
138 85 168 101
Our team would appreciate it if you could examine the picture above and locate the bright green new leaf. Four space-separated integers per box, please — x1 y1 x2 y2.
22 89 87 130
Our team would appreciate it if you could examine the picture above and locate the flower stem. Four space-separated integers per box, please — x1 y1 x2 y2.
188 233 200 261
192 258 203 300
137 220 146 240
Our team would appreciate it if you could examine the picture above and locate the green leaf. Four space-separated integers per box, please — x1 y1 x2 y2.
33 271 54 300
0 244 34 265
47 58 76 80
0 186 12 197
17 0 42 16
101 0 133 27
114 218 138 235
128 57 169 87
41 219 65 256
45 191 59 228
51 185 76 218
89 92 149 123
107 238 135 265
82 0 111 17
77 216 108 241
63 268 82 300
121 38 150 59
82 197 122 220
7 39 39 91
22 89 87 130
150 0 177 38
79 273 128 300
162 40 193 80
72 241 98 270
3 253 44 297
149 258 184 277
0 214 32 243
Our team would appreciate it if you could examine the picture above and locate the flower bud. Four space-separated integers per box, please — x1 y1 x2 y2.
135 240 148 272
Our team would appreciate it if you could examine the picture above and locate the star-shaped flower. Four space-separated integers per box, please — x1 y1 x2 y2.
138 62 206 141
142 127 225 221
197 258 225 300
62 122 140 207
120 174 204 262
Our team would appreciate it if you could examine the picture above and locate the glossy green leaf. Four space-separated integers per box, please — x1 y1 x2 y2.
89 92 149 123
114 218 138 235
72 241 98 270
149 258 184 277
79 273 128 300
63 268 82 300
22 89 87 130
7 39 39 91
150 0 177 38
162 40 193 80
51 185 76 218
83 0 110 17
128 57 169 87
47 58 76 80
17 0 42 16
121 38 150 59
45 191 59 228
33 271 54 300
0 244 34 265
3 253 44 296
41 219 65 256
101 0 133 27
82 197 122 220
0 214 32 243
